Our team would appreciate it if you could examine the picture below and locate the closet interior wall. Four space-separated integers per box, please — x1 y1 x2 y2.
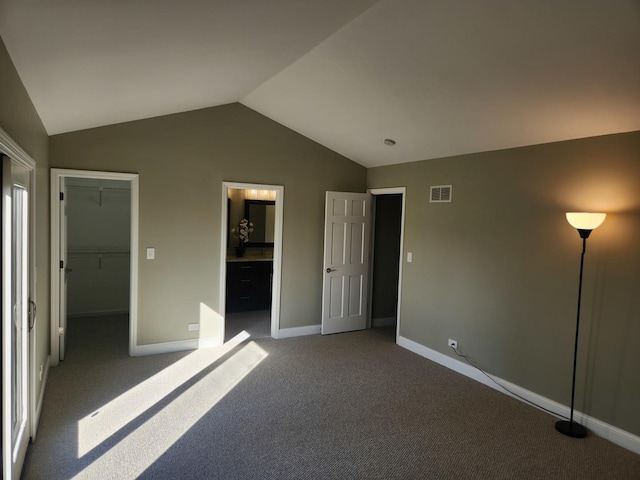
65 177 131 317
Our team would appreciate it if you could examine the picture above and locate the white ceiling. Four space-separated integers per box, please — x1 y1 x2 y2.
1 0 639 167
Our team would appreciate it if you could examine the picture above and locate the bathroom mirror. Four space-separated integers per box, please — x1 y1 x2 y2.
244 200 275 247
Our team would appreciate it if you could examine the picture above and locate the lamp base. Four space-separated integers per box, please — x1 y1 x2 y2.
555 420 588 438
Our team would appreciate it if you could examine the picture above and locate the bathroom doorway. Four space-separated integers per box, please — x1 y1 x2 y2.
220 182 283 341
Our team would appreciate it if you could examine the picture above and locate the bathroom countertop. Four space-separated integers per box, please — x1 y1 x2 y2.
226 256 273 263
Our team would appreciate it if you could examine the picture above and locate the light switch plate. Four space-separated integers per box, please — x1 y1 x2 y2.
146 248 155 260
407 252 413 262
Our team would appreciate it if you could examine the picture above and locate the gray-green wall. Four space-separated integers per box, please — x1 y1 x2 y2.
0 36 50 409
50 104 366 344
367 131 640 437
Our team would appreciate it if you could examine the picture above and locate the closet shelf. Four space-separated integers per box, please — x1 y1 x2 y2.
68 250 130 257
66 185 130 192
66 184 130 207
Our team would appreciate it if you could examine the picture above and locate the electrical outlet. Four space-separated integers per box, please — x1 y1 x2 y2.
448 339 457 349
188 323 200 332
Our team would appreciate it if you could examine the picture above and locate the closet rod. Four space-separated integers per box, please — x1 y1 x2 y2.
67 250 130 255
66 184 130 206
66 185 131 192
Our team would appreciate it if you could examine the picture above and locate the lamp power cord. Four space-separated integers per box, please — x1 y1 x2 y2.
449 344 569 421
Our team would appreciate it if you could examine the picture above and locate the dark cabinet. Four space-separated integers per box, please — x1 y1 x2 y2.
226 261 273 312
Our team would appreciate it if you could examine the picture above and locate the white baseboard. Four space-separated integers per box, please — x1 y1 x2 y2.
132 326 321 354
277 324 321 339
372 316 396 327
397 335 640 455
68 309 129 318
131 336 220 357
32 355 50 440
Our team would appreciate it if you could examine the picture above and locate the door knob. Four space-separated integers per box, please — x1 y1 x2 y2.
29 299 37 331
326 268 335 273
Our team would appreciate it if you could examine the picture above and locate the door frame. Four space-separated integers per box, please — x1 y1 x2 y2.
220 182 284 339
1 127 36 479
367 187 406 342
50 169 139 364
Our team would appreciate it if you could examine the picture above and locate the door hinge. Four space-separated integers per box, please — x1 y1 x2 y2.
60 192 64 201
58 327 65 335
60 260 64 269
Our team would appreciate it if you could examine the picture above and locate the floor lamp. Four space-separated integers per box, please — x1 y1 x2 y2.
555 212 606 438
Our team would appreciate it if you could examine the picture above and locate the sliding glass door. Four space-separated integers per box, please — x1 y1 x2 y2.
2 154 32 480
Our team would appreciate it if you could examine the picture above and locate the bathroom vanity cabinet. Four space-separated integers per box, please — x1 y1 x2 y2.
226 260 273 312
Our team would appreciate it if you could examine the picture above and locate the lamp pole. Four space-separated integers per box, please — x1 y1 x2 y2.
555 232 589 438
556 213 606 438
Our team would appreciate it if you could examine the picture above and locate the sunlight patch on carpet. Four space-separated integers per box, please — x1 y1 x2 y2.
76 331 252 457
73 339 267 479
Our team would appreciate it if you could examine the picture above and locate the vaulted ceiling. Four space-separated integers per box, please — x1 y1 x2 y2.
1 0 639 167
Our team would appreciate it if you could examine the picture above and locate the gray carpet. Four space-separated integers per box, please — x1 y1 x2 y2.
225 309 272 342
22 315 640 479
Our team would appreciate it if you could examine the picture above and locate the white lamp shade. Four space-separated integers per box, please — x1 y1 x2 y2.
566 212 606 230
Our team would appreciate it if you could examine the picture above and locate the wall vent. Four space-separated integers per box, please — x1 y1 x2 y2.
430 185 452 203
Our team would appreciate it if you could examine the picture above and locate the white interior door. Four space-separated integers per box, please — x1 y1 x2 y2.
321 191 372 335
59 180 68 361
2 155 31 480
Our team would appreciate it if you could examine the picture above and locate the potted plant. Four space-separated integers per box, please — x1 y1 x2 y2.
232 218 254 257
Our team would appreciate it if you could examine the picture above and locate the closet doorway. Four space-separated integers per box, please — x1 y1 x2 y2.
220 182 283 342
50 169 139 365
369 187 405 341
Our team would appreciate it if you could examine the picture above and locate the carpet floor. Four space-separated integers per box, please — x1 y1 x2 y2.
225 309 271 342
22 315 640 479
